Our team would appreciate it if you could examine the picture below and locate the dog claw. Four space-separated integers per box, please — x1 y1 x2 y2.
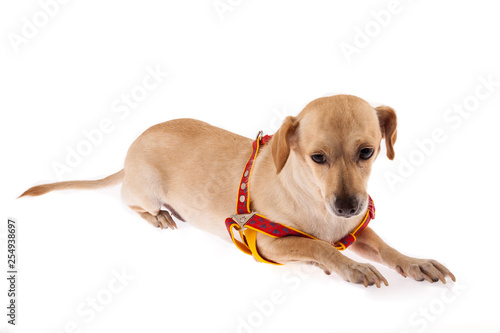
396 259 455 284
138 210 178 230
343 262 388 288
155 210 177 229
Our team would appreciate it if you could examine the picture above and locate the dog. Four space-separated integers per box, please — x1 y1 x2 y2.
20 94 455 287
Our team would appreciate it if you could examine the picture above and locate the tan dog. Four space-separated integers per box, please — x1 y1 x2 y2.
20 94 455 287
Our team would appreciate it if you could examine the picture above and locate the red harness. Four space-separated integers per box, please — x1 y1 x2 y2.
225 132 375 264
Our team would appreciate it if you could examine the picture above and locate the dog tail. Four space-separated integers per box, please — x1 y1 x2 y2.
18 169 125 198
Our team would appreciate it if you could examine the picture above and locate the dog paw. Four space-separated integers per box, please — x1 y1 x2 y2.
394 258 455 284
136 209 178 230
340 262 389 288
156 211 178 229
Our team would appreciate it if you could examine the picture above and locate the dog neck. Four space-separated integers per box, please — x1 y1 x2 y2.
250 144 363 243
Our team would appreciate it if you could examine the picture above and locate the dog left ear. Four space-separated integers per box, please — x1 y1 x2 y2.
271 116 299 173
375 106 397 160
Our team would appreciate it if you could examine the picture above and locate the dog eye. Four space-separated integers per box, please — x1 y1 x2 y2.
311 154 326 164
360 148 374 160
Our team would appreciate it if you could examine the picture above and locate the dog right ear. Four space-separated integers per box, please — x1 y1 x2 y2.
271 116 299 173
375 105 397 160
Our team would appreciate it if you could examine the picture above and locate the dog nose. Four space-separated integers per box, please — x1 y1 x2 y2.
333 197 359 218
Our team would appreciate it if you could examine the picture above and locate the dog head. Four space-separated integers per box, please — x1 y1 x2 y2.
271 95 397 218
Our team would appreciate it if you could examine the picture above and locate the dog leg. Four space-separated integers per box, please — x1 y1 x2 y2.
257 235 388 287
120 167 178 229
349 227 456 283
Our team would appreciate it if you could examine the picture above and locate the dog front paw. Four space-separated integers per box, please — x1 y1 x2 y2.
394 258 456 284
338 262 389 288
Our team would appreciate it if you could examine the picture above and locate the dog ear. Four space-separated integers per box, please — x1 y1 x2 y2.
271 116 299 173
375 106 397 160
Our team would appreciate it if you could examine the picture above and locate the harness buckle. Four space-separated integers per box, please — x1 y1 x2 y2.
230 212 256 230
255 130 263 141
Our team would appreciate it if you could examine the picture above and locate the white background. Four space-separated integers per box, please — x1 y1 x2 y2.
1 0 499 332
